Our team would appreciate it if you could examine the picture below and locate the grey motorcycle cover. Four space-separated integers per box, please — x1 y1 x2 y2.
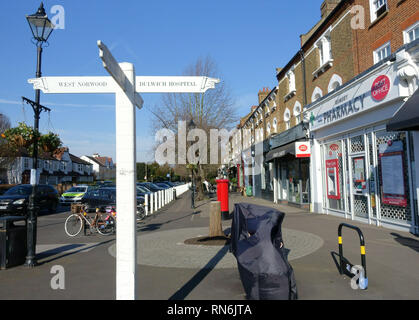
230 203 298 300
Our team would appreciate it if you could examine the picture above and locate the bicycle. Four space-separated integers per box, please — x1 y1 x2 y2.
64 206 115 237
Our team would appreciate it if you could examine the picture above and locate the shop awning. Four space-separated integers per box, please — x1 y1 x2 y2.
387 88 419 131
265 143 295 162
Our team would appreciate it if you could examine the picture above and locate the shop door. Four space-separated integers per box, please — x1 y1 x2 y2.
281 165 288 200
349 135 369 220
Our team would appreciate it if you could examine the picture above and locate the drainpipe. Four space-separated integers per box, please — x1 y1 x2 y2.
299 49 308 106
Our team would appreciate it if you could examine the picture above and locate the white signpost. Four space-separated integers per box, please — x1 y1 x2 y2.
28 40 220 300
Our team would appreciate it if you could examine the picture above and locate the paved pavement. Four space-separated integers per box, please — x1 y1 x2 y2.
0 191 418 300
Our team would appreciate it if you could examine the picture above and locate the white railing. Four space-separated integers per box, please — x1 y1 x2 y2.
144 183 190 216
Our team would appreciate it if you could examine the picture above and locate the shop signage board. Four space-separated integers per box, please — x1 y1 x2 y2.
295 141 311 158
325 142 342 200
326 159 340 199
28 40 220 300
378 140 407 207
309 68 399 131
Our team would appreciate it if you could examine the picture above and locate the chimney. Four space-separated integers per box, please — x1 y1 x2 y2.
258 87 270 104
320 0 340 19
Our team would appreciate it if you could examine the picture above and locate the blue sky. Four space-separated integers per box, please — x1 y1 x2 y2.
0 0 323 162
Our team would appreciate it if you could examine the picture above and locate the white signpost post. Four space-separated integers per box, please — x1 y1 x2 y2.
28 40 220 300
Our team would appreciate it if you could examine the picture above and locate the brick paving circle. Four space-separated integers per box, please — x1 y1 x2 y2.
108 227 323 269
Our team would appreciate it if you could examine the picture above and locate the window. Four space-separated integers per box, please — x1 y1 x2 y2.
267 123 271 135
287 69 296 93
370 0 387 22
318 36 332 66
328 74 343 93
44 160 50 171
78 164 83 172
293 102 302 124
404 22 419 44
60 161 65 171
23 158 30 170
373 42 391 64
284 109 291 130
311 87 323 103
273 118 278 132
313 30 333 78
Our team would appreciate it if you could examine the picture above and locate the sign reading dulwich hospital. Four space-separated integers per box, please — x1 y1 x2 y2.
309 69 399 131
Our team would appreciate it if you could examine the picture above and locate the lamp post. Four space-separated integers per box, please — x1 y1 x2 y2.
188 119 196 209
24 2 54 267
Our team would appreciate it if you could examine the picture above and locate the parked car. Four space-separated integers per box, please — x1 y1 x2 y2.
0 184 59 216
136 185 152 197
81 187 144 214
60 185 91 205
162 181 176 187
154 182 171 189
138 182 165 192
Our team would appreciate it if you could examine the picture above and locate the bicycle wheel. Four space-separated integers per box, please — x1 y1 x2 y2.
96 216 115 236
136 205 146 222
65 214 83 237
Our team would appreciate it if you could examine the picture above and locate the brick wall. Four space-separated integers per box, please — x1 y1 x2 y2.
352 0 419 74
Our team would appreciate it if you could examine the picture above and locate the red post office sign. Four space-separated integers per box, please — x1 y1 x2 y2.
295 142 311 158
371 75 390 101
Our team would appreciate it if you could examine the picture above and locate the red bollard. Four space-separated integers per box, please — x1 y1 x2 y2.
216 179 230 220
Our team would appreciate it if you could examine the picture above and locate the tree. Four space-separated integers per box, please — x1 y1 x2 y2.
152 56 238 200
0 114 14 177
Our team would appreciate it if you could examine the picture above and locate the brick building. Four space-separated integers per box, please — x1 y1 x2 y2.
225 0 419 233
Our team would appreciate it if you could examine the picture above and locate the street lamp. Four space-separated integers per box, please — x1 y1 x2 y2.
187 119 196 209
24 2 54 267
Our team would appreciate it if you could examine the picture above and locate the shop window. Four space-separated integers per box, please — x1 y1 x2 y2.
403 22 419 44
375 130 411 223
373 41 391 64
323 140 345 211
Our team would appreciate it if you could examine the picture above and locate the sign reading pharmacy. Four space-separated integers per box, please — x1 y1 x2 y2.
27 40 220 301
309 69 399 131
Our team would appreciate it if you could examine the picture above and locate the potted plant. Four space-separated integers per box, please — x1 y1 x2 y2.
39 132 62 153
1 122 39 150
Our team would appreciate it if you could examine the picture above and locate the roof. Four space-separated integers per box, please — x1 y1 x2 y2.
276 0 348 81
84 156 106 167
93 156 113 167
69 154 91 165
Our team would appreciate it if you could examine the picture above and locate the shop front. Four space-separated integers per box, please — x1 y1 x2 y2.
308 46 419 234
266 123 311 208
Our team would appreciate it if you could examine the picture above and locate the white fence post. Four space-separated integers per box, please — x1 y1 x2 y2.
154 192 157 212
145 194 148 216
150 193 154 214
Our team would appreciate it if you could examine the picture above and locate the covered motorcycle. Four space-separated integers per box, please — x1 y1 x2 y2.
230 202 298 300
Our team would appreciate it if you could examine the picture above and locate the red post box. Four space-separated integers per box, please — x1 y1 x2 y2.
216 179 230 220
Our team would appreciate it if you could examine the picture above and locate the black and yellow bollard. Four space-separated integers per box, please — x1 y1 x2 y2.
338 223 368 290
